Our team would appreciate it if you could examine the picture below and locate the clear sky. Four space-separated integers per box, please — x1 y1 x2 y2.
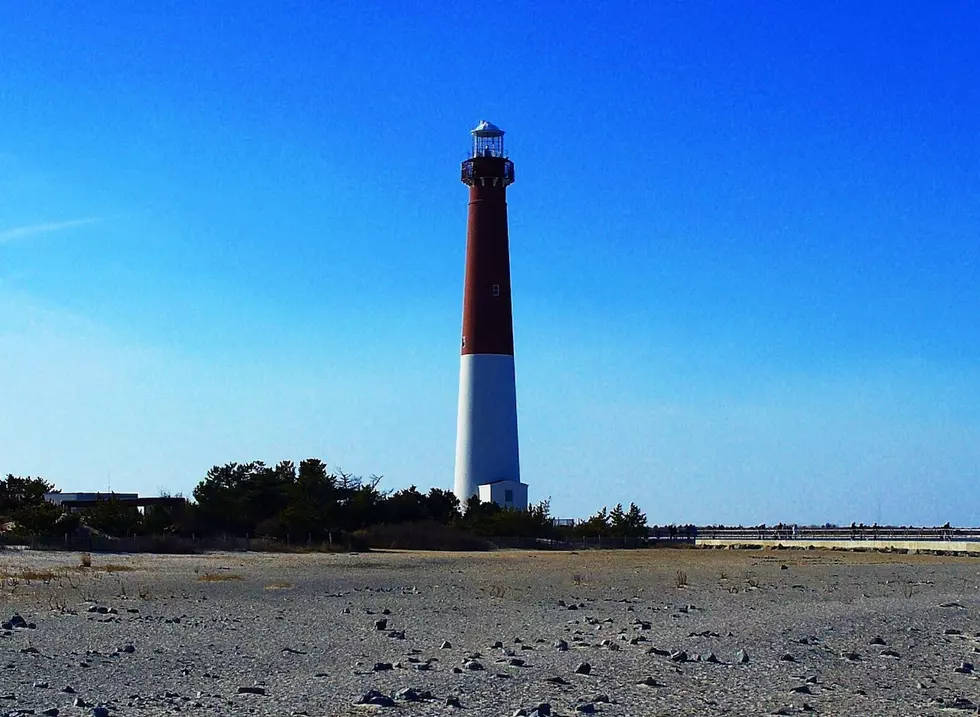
2 1 978 526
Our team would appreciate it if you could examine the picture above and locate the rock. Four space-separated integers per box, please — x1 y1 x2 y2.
237 686 266 695
41 709 59 716
355 691 395 707
592 693 611 703
8 614 27 629
869 636 886 646
508 658 526 667
943 628 963 636
790 685 812 694
373 662 393 672
61 686 76 694
953 661 974 674
394 687 422 701
33 681 49 688
574 662 592 675
532 704 551 716
669 650 688 663
703 652 719 663
92 708 109 717
840 651 861 661
440 641 452 649
492 640 504 649
554 639 568 652
880 649 900 658
575 703 596 714
374 619 388 630
121 645 135 654
779 653 796 662
543 676 569 685
446 696 461 708
388 630 406 640
638 676 661 687
464 660 484 671
735 649 749 664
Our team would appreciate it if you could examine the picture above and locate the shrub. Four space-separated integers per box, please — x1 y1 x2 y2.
356 521 494 551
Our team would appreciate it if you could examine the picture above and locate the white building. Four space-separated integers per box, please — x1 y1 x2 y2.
478 479 528 511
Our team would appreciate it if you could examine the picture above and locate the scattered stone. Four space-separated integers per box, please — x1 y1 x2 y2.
880 649 900 658
508 658 526 667
41 709 59 717
943 628 963 636
790 685 812 694
735 649 749 664
492 640 504 649
638 677 661 687
121 644 135 654
574 662 592 675
779 653 796 662
92 708 109 717
61 686 76 694
464 660 484 671
388 630 406 640
373 662 393 672
394 688 422 702
940 602 965 608
374 619 388 630
554 640 568 652
953 661 974 674
869 636 886 646
446 696 461 708
544 676 569 685
702 652 719 663
33 681 49 688
440 641 452 649
355 691 395 707
574 703 596 714
237 686 266 695
840 651 861 661
669 650 688 663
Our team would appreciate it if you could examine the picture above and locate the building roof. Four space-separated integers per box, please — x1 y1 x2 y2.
471 120 504 137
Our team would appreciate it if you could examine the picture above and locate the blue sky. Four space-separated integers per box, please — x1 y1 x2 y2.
1 1 978 525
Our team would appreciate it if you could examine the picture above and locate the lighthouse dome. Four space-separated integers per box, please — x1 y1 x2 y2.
471 120 504 137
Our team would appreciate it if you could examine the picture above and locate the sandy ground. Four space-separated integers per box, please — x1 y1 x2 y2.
1 547 979 716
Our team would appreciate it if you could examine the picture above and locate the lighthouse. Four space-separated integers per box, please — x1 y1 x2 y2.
453 121 528 511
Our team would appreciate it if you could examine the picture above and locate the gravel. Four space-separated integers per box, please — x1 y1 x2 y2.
0 547 979 715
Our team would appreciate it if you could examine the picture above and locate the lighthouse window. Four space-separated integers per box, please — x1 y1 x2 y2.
492 284 500 297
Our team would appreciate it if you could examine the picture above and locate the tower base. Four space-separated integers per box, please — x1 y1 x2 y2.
453 353 521 507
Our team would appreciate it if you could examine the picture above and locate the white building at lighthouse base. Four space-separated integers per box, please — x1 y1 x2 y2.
478 479 528 511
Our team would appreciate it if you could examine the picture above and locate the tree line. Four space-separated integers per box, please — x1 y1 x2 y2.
1 462 650 546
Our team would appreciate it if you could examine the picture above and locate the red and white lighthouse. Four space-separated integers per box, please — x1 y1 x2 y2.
453 121 527 511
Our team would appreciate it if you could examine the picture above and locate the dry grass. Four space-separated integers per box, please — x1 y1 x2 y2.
103 564 136 573
264 581 294 590
197 572 243 582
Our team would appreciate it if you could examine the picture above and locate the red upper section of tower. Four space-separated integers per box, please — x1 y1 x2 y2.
460 123 516 357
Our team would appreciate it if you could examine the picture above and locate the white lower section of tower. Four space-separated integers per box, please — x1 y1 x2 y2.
453 353 521 507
